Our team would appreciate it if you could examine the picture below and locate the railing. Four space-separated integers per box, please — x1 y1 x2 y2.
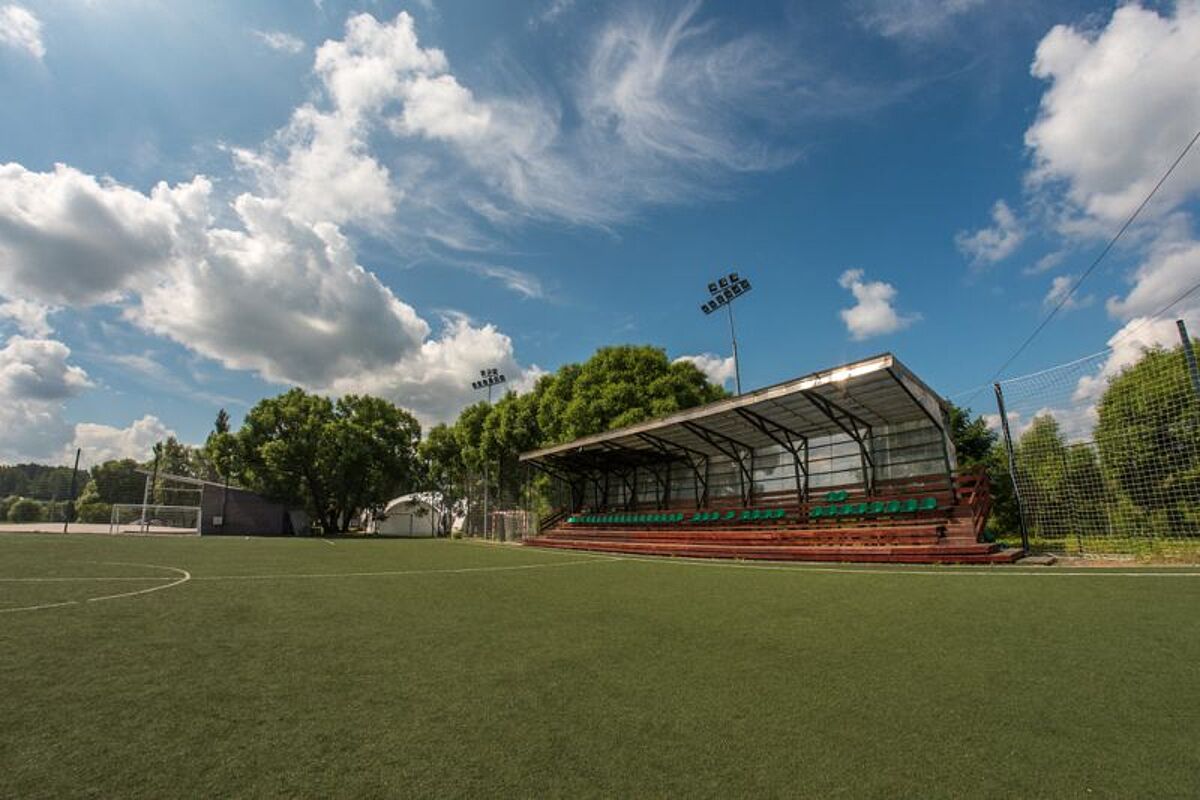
955 466 992 540
538 507 569 533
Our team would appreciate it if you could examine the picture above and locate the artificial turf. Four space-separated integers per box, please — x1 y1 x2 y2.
1 532 1198 798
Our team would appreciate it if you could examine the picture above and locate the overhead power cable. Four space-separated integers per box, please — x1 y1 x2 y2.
959 126 1200 408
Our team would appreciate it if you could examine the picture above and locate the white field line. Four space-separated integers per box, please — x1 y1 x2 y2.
85 563 191 603
0 576 172 582
595 552 1200 577
191 557 624 581
321 540 335 546
0 562 191 614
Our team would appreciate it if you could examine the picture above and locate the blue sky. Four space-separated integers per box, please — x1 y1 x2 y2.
1 0 1199 465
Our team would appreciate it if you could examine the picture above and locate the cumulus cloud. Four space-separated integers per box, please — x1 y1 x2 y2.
0 163 210 306
674 353 736 388
1105 219 1200 322
0 335 92 463
837 269 920 340
1025 3 1200 226
324 314 534 424
69 415 174 467
0 298 53 336
253 29 305 54
955 199 1024 267
131 193 431 389
0 4 43 59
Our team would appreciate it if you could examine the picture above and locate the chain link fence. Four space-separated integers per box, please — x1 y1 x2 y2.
994 322 1200 558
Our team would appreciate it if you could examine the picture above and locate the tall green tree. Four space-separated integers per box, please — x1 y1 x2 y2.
90 459 145 505
237 388 421 533
1094 343 1200 535
419 423 467 535
1014 415 1071 538
554 346 727 442
947 403 996 466
205 408 241 483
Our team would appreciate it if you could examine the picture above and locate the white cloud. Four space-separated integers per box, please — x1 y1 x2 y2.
1025 3 1200 226
955 199 1024 266
674 353 736 388
837 269 920 340
0 336 91 402
131 193 430 390
234 107 396 228
0 163 210 306
1043 274 1092 312
532 0 575 27
0 4 44 59
1105 219 1200 322
0 335 91 463
70 415 174 467
324 313 537 424
0 298 53 336
243 6 810 234
855 0 983 41
253 29 306 55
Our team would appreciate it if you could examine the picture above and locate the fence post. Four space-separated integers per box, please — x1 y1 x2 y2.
62 447 81 534
1177 319 1200 398
994 382 1031 554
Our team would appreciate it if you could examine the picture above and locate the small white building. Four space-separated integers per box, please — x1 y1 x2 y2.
371 492 452 537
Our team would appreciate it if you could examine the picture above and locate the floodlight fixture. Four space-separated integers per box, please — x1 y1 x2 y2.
698 270 751 395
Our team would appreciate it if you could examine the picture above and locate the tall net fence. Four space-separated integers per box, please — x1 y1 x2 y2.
995 334 1200 557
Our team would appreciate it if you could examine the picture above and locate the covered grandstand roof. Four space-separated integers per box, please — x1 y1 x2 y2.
519 353 948 464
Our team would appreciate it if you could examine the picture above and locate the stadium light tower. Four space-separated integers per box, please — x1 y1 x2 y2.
471 368 506 537
699 271 752 395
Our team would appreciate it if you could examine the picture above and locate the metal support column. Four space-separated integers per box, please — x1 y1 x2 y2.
994 382 1030 554
1178 319 1200 398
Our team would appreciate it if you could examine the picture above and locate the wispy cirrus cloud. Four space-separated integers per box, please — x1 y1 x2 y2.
253 29 306 54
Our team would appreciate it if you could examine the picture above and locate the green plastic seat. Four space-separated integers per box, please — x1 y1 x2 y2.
884 501 901 514
902 499 919 513
868 501 885 514
919 497 937 511
809 506 823 518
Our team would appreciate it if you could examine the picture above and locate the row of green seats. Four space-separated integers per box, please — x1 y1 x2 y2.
567 512 686 525
690 508 786 523
809 497 937 518
824 490 850 502
566 507 789 525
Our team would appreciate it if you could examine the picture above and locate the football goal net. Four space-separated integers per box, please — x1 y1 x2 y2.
109 503 202 534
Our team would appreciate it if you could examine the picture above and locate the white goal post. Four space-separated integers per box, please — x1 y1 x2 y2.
109 504 202 535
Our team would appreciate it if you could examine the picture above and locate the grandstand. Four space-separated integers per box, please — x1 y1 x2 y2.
521 353 1021 564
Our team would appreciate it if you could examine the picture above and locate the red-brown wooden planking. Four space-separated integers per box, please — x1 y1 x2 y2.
524 535 1022 564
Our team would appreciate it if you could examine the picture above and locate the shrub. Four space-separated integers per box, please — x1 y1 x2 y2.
77 502 112 524
0 495 16 522
8 498 44 523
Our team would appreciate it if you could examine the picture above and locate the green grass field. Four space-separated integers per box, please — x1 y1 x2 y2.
2 532 1199 798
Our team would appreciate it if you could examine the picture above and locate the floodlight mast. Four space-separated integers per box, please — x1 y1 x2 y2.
471 367 506 537
699 271 752 395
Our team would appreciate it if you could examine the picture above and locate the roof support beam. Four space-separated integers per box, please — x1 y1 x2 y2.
886 367 957 501
680 421 753 506
735 407 810 503
636 432 708 508
801 390 876 495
